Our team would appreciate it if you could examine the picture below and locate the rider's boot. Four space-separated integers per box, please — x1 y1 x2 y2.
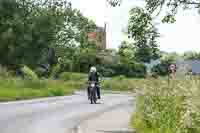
87 87 90 100
97 86 101 99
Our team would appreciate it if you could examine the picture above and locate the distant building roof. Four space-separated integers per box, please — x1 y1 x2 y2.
176 60 200 74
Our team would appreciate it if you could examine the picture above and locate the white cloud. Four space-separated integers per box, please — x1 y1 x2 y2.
70 0 106 26
70 0 200 53
158 10 200 53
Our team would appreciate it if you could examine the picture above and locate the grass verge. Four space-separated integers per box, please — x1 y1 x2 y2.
130 77 200 133
0 77 85 102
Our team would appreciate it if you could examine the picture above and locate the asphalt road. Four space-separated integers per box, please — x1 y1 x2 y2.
0 91 134 133
74 100 135 133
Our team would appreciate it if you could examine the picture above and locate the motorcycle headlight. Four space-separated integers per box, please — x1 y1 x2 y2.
91 83 95 87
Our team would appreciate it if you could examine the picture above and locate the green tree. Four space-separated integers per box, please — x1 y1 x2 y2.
182 51 200 60
108 0 200 23
53 4 97 73
0 0 97 75
56 8 96 49
0 0 69 68
118 41 135 64
128 7 161 63
152 52 180 75
72 47 98 73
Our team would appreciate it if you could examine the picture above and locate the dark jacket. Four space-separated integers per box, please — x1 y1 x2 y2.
88 72 99 82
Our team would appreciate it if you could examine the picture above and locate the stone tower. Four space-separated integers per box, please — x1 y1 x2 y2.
88 23 107 50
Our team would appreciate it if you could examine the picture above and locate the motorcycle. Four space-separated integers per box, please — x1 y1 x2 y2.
88 81 97 104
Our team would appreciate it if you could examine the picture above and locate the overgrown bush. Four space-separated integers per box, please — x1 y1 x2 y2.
50 64 62 79
97 65 116 77
151 57 175 76
97 63 146 77
0 77 83 101
151 63 168 76
59 72 87 81
21 66 38 80
0 65 11 78
131 78 200 133
101 76 139 91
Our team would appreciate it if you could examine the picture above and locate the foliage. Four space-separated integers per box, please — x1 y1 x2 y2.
128 7 161 63
53 3 97 72
107 0 199 68
96 62 146 78
128 7 153 41
108 0 200 23
0 0 153 78
0 74 152 102
21 66 38 80
0 0 97 73
118 41 135 64
59 72 87 81
95 49 119 77
115 63 147 77
74 47 98 73
145 0 200 23
117 41 147 77
183 51 200 60
0 0 67 67
151 52 179 75
107 0 122 7
131 78 200 133
101 76 142 91
0 65 11 78
97 65 116 77
48 88 65 97
151 62 169 76
50 64 62 79
0 76 84 102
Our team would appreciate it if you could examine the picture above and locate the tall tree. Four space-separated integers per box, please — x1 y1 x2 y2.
118 41 135 64
0 0 97 71
0 0 68 68
53 6 97 73
107 0 200 23
183 51 200 60
128 7 161 63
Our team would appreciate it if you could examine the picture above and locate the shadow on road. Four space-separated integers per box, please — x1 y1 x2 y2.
87 102 103 105
97 129 134 133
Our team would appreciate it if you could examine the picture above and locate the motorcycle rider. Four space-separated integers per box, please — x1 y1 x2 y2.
87 66 101 99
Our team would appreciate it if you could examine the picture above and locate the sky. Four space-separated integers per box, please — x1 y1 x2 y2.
69 0 200 53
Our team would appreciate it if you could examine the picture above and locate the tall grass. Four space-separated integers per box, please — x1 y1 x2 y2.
59 72 87 81
0 65 90 102
0 77 85 102
0 66 86 102
130 77 200 133
0 65 11 78
101 76 141 91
